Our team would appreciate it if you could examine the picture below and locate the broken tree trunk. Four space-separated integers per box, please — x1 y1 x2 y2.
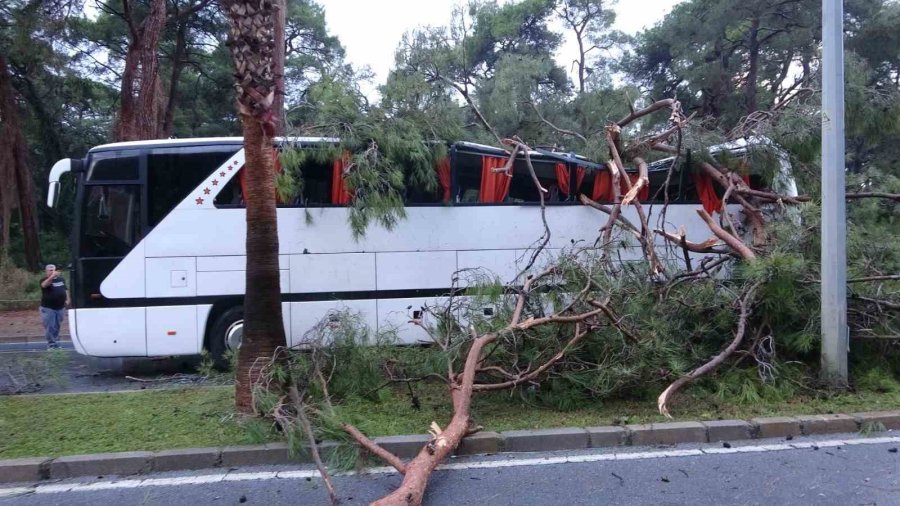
606 128 665 276
361 336 490 506
342 267 604 505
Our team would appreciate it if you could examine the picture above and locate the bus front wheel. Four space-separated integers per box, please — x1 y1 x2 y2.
207 306 243 371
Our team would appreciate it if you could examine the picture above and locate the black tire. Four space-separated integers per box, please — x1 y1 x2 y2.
207 306 243 371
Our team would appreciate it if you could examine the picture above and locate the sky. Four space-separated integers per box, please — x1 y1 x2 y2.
318 0 682 96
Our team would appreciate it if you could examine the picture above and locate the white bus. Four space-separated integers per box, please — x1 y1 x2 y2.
46 137 776 362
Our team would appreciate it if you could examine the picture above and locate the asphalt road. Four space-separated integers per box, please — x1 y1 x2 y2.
0 347 208 395
0 343 74 352
2 433 898 505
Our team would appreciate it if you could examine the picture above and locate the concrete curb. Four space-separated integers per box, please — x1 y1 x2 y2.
2 409 897 484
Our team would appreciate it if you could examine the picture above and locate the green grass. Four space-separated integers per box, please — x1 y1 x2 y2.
2 384 900 459
333 382 900 436
0 387 249 459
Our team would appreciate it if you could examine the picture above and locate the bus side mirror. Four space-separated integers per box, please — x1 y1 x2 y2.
47 181 60 208
47 158 77 208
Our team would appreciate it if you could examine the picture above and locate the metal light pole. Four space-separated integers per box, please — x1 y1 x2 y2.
820 0 848 386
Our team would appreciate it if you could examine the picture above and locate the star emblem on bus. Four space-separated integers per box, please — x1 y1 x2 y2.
203 188 211 194
195 197 204 205
212 179 218 186
220 171 225 177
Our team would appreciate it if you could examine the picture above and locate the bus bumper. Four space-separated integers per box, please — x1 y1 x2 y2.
66 309 88 355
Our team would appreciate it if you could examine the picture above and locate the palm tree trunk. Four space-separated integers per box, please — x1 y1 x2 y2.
235 113 285 412
272 0 285 136
222 0 287 413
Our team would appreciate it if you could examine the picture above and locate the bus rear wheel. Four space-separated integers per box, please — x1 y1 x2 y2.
207 306 243 371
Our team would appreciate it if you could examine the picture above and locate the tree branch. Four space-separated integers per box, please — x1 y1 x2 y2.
341 423 407 474
616 98 675 127
621 157 649 206
654 229 731 255
698 162 768 246
587 299 641 343
290 387 338 505
657 284 758 417
578 193 641 237
852 296 900 311
440 75 501 145
599 160 624 245
473 325 589 391
845 192 900 202
847 275 900 283
530 102 587 143
697 209 756 260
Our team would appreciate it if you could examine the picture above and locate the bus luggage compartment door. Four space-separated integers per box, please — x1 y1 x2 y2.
75 307 147 356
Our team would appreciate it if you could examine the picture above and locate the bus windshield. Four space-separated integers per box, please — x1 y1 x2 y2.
80 185 141 258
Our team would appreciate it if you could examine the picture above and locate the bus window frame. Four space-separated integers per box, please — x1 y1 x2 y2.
79 149 149 239
86 142 711 217
146 145 241 227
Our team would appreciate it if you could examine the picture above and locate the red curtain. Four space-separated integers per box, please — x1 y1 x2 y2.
238 148 284 204
480 155 512 203
331 153 352 205
554 163 586 196
331 156 352 205
693 173 720 214
592 170 614 202
554 163 570 195
692 172 749 214
436 157 451 203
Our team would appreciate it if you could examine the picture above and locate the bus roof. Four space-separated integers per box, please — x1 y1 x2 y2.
88 136 340 153
86 136 606 170
453 141 606 170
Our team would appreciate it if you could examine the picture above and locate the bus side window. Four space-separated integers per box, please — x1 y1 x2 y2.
457 171 481 204
81 185 142 258
507 161 561 203
680 172 699 202
647 168 683 203
404 164 444 205
405 183 443 205
454 152 482 203
302 158 334 206
148 149 235 224
214 174 244 207
213 157 336 208
87 153 140 181
457 168 480 203
579 169 597 202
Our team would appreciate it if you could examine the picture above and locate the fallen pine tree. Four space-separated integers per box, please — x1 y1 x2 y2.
249 96 899 505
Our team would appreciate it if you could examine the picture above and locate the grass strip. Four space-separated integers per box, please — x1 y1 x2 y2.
2 384 899 459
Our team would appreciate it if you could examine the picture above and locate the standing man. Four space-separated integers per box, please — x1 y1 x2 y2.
39 264 69 349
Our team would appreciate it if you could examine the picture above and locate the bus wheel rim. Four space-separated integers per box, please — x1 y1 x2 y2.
225 320 243 351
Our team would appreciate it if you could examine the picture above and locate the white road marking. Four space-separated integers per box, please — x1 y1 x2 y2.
0 488 31 498
1 435 898 498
